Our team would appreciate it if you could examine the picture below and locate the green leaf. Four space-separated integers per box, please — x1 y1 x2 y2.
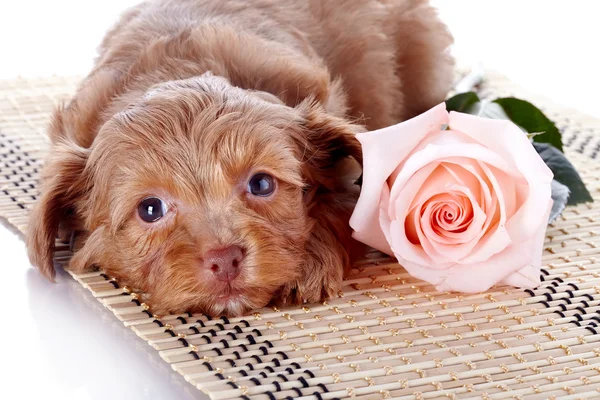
445 92 480 113
446 95 528 133
494 98 563 152
454 99 529 134
534 143 592 205
466 100 512 121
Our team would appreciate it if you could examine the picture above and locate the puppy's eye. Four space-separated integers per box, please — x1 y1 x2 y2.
247 173 275 197
138 197 167 222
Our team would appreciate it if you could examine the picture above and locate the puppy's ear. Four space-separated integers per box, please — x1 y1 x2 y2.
287 101 365 300
26 140 89 280
295 100 363 174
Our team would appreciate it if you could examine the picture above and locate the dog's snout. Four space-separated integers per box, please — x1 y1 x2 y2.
204 245 244 282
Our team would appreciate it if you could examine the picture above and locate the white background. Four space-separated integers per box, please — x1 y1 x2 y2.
0 1 598 399
1 0 597 117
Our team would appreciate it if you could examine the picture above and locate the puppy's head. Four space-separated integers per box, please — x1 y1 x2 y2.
27 74 362 315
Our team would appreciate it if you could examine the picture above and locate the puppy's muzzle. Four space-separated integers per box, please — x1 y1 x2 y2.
203 245 245 282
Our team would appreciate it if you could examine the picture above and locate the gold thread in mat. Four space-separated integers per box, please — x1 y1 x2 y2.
2 73 600 399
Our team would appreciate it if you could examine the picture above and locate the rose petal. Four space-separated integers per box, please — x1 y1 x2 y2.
391 163 475 266
420 187 487 263
447 159 496 222
500 199 550 288
391 147 520 229
449 112 553 243
413 200 449 264
384 162 441 266
501 264 540 289
404 206 420 245
397 183 488 267
458 161 513 264
448 112 553 182
505 182 552 243
389 142 519 265
391 162 440 220
350 103 449 251
396 198 552 293
440 163 483 208
374 184 394 255
390 140 523 207
440 159 492 215
390 217 453 269
429 196 471 240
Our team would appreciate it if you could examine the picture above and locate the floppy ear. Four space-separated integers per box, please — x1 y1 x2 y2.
294 100 364 187
26 140 89 280
278 102 366 304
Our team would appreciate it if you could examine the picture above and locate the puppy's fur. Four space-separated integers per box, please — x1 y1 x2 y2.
27 0 453 316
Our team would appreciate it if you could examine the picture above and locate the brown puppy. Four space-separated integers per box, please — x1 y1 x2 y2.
27 0 453 316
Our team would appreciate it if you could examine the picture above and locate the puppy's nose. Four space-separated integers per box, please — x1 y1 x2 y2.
204 245 244 282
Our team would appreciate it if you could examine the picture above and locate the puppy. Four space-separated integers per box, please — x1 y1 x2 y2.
27 0 454 316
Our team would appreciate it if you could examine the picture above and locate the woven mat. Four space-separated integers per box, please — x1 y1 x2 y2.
2 72 600 400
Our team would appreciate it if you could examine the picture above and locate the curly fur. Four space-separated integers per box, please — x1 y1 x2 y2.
26 0 453 316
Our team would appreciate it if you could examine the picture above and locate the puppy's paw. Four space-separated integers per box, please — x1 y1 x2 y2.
277 271 342 306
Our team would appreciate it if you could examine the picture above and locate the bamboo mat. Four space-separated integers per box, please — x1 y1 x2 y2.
2 72 600 399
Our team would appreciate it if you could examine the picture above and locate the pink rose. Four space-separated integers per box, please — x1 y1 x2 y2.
350 103 553 293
